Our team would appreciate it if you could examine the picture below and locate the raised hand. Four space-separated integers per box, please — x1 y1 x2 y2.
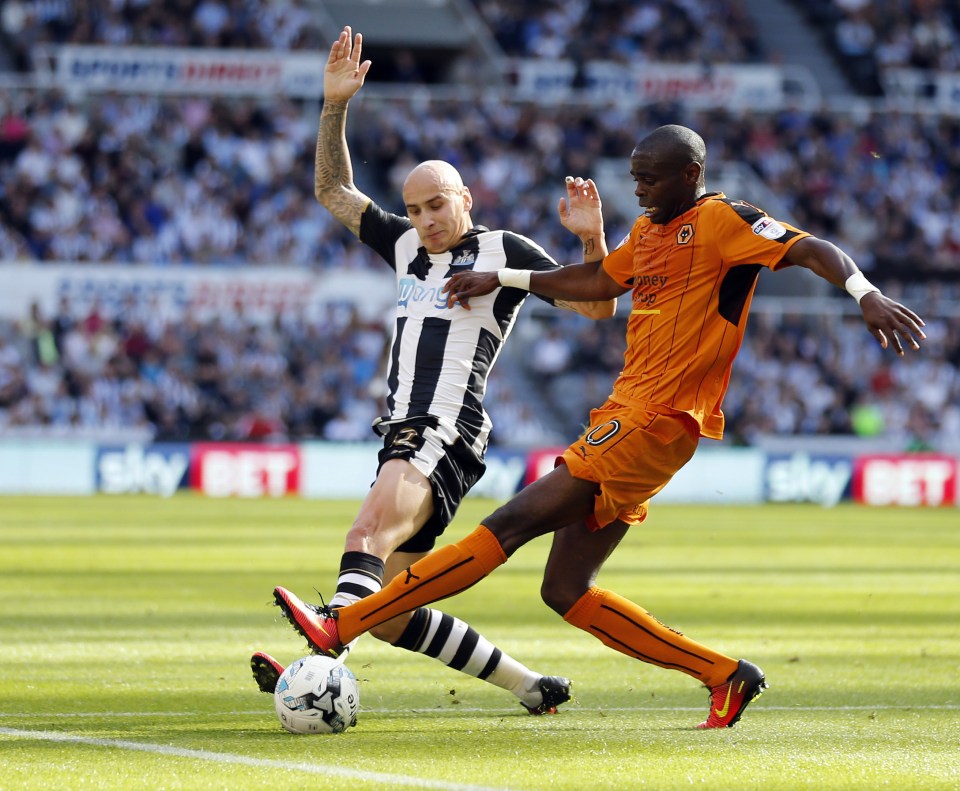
324 26 372 104
557 176 604 240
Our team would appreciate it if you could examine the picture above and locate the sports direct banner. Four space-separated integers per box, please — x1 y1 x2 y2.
55 45 326 97
512 60 784 109
0 264 394 324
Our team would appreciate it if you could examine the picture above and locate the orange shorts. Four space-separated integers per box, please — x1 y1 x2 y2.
560 400 700 530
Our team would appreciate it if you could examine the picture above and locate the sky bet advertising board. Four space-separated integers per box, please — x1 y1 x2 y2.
95 443 191 497
853 454 958 507
763 452 854 507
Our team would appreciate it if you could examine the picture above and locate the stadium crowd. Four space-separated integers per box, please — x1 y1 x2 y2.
527 300 960 451
3 88 960 284
0 294 576 448
796 0 960 94
0 0 324 71
471 0 764 64
2 285 958 451
1 2 958 450
0 0 766 69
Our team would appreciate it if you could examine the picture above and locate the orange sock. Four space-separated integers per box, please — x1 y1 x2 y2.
336 526 507 643
563 587 738 687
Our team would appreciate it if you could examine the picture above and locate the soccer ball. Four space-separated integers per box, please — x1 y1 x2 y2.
274 655 360 734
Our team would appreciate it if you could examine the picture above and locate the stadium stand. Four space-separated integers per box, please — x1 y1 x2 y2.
791 0 960 95
0 0 325 70
3 91 958 281
2 281 957 450
0 1 957 451
468 0 765 64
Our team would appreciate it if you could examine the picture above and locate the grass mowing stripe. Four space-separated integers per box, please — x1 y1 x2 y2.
0 727 515 791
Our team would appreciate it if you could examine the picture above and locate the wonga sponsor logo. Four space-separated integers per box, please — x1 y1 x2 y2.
764 452 852 506
96 443 190 497
191 443 300 497
397 277 448 311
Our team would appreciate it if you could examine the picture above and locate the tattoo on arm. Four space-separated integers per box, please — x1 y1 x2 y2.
315 101 365 235
583 238 596 258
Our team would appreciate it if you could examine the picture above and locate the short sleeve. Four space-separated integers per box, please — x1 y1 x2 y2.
602 222 640 288
359 202 413 271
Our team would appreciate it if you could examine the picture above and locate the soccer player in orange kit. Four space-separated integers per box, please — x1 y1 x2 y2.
273 124 926 728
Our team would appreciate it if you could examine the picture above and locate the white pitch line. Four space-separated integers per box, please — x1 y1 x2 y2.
2 703 959 719
0 727 514 791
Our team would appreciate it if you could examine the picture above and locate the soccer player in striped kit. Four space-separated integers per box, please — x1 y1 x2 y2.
253 27 615 715
274 122 926 728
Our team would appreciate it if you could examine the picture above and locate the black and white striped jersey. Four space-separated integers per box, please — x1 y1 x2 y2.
359 202 562 455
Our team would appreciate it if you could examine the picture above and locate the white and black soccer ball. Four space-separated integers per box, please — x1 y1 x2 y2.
274 655 360 734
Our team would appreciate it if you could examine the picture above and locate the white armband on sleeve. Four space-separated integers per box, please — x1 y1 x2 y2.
844 271 881 304
498 269 532 291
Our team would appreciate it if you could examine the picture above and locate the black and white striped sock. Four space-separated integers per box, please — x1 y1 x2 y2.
328 552 384 658
329 551 384 608
394 607 542 707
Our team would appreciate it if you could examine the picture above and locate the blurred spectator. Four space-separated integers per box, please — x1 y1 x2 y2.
529 323 574 382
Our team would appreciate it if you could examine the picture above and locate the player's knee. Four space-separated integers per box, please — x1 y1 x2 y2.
484 502 544 556
344 518 390 556
540 573 585 617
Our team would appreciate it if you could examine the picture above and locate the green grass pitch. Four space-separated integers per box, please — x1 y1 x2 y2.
1 495 958 790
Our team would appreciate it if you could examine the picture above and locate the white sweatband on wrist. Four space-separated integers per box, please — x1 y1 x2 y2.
498 269 532 290
844 271 881 304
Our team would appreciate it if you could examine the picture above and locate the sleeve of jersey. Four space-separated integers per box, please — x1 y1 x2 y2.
716 200 809 270
602 224 639 288
501 231 560 305
358 202 414 272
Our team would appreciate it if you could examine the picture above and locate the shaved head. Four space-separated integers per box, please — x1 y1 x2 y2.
403 160 466 198
629 124 708 224
634 125 706 171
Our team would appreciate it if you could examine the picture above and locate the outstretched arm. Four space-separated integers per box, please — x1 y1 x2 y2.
445 260 625 309
444 176 627 310
785 236 926 356
315 26 374 236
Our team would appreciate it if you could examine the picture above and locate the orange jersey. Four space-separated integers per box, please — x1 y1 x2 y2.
602 192 809 439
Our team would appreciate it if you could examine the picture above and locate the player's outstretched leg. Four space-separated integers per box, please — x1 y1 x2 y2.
251 651 284 693
274 528 506 656
391 606 571 715
697 659 767 729
274 587 573 715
